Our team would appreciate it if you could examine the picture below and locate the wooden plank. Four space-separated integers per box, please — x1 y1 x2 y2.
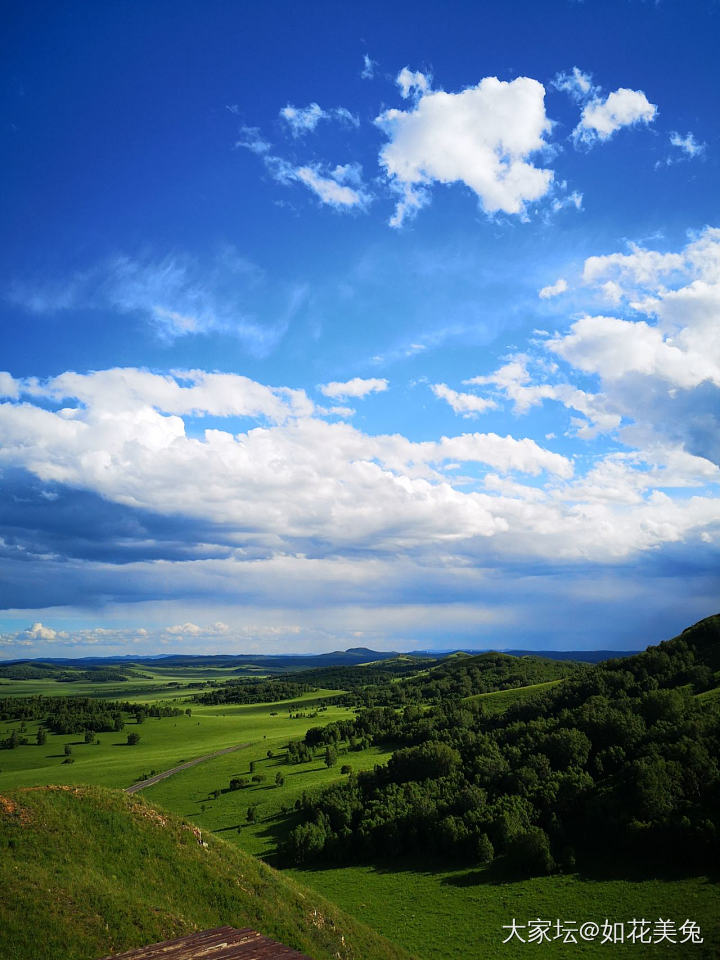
98 926 313 960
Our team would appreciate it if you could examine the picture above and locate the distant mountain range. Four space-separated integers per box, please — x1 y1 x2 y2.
1 646 639 670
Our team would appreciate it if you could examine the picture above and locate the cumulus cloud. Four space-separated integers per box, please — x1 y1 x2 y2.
431 383 496 417
319 377 388 400
164 621 229 636
3 222 720 634
539 277 568 299
375 71 554 226
574 87 657 145
280 103 359 136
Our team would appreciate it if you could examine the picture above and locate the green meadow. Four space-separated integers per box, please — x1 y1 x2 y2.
0 690 349 791
0 662 257 702
463 678 564 714
145 740 394 860
288 861 718 960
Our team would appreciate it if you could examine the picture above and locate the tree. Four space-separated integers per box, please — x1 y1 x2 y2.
324 745 338 768
126 732 141 746
84 730 96 744
36 728 47 746
64 743 72 756
506 827 555 875
275 772 285 787
340 764 352 775
477 833 494 865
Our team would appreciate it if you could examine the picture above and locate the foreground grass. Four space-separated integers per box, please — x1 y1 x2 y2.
0 785 414 960
290 860 719 960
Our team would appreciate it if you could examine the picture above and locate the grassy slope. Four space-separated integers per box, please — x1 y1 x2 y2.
463 678 564 715
0 785 414 960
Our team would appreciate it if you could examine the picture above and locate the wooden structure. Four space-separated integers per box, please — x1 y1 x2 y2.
99 926 314 959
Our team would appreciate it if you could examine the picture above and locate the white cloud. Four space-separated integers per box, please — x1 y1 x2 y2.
361 53 377 80
552 67 598 103
669 131 705 159
583 243 684 291
165 621 229 636
319 377 388 399
23 621 61 642
235 126 272 154
431 383 496 417
280 103 359 136
239 132 371 212
574 87 657 144
0 372 20 399
396 67 431 99
376 71 554 226
8 250 288 353
549 314 720 389
539 277 568 299
294 165 369 209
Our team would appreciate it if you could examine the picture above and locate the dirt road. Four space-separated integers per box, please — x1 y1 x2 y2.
125 741 252 793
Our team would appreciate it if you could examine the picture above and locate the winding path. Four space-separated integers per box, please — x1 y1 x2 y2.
125 741 252 793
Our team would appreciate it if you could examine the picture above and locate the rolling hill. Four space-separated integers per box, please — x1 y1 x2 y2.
0 784 414 960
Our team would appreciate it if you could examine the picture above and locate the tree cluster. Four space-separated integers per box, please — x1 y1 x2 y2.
284 619 720 876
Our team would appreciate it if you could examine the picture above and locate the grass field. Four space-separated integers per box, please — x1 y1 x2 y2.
0 663 265 702
145 740 393 861
464 679 564 714
289 860 719 960
0 690 350 791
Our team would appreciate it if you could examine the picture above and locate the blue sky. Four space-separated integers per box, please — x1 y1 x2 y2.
1 0 719 657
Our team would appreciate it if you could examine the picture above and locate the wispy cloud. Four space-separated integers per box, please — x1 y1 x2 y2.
280 102 359 136
8 249 295 354
360 53 377 80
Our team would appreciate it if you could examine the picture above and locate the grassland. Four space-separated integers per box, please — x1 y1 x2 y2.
289 860 718 960
0 662 258 702
0 690 350 791
144 740 393 861
0 784 414 960
463 678 564 714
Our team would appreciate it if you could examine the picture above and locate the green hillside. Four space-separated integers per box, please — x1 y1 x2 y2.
0 784 414 960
